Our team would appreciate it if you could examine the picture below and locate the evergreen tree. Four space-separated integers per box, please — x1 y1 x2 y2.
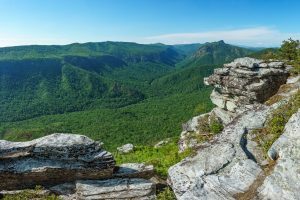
279 38 300 61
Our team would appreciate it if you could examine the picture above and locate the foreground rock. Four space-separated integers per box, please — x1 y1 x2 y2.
0 134 156 199
169 104 269 199
258 109 300 199
76 178 156 200
170 58 298 199
0 133 115 190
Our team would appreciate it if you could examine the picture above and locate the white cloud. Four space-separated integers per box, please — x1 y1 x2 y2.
0 27 299 47
144 27 300 47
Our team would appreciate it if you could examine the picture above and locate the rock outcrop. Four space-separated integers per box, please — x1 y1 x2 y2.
170 58 299 199
179 57 289 152
204 57 288 111
169 104 270 199
258 109 300 199
0 133 156 199
0 133 115 190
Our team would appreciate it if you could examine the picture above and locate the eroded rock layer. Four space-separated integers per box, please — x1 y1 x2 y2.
0 133 115 190
204 57 289 112
170 58 299 199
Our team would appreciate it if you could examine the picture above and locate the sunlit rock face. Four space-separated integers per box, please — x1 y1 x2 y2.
0 133 115 190
0 134 157 199
178 57 290 152
204 57 289 112
258 109 300 200
171 58 296 199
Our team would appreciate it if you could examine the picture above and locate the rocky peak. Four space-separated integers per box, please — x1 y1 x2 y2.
204 57 289 112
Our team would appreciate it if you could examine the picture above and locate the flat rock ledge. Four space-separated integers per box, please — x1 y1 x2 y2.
76 178 156 200
0 134 156 199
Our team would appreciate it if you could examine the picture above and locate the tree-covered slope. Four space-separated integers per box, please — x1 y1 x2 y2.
0 41 257 149
178 40 253 68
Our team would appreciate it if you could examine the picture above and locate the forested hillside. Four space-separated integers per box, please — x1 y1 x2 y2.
0 41 256 150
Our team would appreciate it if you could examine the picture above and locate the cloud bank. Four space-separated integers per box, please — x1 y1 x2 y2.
144 27 300 47
1 27 299 48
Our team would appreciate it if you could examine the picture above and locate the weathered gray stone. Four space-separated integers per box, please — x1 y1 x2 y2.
154 138 171 148
0 133 115 190
76 178 156 200
168 105 270 199
179 113 211 152
113 163 154 179
224 57 262 68
49 182 76 195
258 109 300 200
267 61 284 68
117 143 134 154
205 57 289 108
211 107 237 125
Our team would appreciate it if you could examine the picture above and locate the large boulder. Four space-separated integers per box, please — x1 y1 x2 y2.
0 133 115 190
204 57 289 110
258 109 300 199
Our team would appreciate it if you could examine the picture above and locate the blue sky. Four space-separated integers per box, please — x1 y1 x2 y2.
0 0 299 47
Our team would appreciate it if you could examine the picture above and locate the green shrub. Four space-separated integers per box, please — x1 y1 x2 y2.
209 119 224 134
2 186 59 200
254 90 300 155
114 138 192 178
157 187 177 200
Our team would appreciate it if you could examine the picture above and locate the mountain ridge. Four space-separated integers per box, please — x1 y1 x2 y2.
0 40 258 149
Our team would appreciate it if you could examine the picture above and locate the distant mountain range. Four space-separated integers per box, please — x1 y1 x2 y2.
0 40 263 149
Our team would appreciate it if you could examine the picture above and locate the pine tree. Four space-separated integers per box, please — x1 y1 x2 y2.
279 38 300 61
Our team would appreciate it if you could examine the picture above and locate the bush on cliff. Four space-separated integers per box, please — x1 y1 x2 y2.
157 187 177 200
114 138 192 178
254 89 300 155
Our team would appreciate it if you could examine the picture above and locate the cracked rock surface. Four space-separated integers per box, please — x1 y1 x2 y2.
0 134 157 199
258 109 300 200
169 105 269 199
170 58 297 199
0 133 115 190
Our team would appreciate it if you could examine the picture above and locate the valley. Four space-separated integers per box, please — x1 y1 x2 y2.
0 40 257 150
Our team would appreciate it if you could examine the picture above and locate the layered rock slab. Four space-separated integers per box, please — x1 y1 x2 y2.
76 178 156 200
0 133 115 190
179 58 290 153
204 57 289 112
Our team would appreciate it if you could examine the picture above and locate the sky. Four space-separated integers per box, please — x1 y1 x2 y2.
0 0 300 47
